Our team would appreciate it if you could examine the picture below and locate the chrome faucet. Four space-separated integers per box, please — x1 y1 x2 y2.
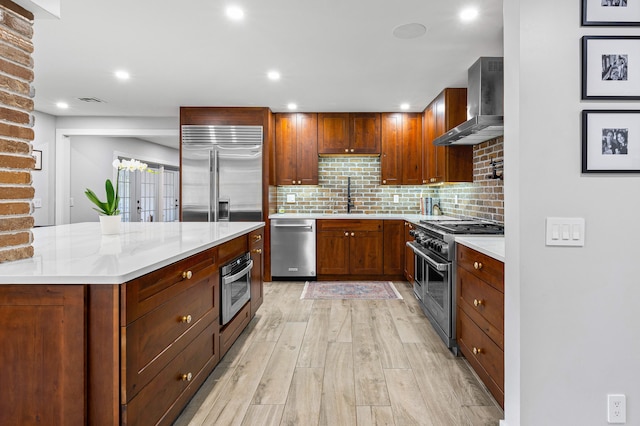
347 177 354 213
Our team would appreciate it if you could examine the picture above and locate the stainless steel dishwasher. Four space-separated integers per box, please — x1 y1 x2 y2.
271 218 316 278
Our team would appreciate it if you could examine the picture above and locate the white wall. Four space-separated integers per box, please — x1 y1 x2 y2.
70 135 178 223
505 1 640 425
32 111 56 226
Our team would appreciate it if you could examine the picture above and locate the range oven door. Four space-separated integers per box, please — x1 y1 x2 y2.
410 244 452 344
221 254 253 325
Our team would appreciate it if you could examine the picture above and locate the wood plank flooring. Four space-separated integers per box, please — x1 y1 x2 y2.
174 281 503 426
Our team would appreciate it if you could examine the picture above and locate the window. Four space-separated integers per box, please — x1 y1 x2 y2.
117 159 179 222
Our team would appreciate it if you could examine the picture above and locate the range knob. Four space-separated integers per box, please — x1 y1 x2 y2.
439 244 449 255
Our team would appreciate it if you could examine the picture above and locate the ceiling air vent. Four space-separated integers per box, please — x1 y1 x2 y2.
77 97 106 103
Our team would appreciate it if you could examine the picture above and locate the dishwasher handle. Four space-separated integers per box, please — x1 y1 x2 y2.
274 224 314 229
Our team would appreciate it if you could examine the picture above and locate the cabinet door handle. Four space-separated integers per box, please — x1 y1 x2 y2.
350 149 354 153
473 262 483 270
472 347 483 355
344 148 349 153
350 232 355 237
180 315 192 324
180 372 193 382
344 232 349 237
297 180 301 184
382 179 387 184
252 248 262 254
182 271 193 279
292 180 296 184
473 299 483 307
252 234 262 242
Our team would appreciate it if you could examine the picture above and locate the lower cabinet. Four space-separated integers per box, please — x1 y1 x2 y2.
456 243 505 408
404 221 415 282
249 228 264 318
317 219 383 278
383 220 404 275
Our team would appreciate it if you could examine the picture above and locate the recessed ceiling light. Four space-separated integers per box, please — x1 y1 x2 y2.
460 7 479 22
226 6 244 21
115 70 130 80
56 101 69 109
400 103 410 110
287 103 297 110
392 23 427 39
267 71 281 81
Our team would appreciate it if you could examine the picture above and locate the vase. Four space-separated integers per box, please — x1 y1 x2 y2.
99 215 122 235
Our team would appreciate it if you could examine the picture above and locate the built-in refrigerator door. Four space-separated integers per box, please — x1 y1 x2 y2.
217 144 262 221
181 146 214 222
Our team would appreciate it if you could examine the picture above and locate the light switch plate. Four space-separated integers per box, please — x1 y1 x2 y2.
33 198 42 208
545 217 585 247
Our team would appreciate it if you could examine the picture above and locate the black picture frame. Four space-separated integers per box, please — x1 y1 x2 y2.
582 0 640 26
582 110 640 173
582 36 640 100
33 150 42 170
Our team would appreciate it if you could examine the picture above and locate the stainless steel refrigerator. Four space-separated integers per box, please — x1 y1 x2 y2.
181 125 263 222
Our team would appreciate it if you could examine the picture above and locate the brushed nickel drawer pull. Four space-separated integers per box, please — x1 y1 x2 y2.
180 372 193 382
473 261 483 270
472 347 482 355
473 299 483 307
180 315 192 324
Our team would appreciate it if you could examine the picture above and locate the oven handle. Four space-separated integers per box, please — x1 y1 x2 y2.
406 242 450 272
222 259 253 285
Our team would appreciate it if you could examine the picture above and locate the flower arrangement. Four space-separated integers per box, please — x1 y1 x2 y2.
84 158 150 216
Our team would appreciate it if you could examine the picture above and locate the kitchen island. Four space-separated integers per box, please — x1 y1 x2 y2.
0 221 264 426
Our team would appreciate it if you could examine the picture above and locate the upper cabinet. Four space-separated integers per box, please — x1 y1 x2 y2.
422 88 473 184
318 113 381 155
275 113 318 185
381 112 423 185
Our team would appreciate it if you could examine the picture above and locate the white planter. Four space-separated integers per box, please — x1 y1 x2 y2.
99 215 122 235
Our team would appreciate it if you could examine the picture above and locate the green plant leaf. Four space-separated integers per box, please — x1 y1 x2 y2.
84 188 110 215
105 179 117 214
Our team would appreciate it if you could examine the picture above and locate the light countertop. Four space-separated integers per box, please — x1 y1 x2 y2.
455 236 505 262
0 222 264 285
269 213 458 223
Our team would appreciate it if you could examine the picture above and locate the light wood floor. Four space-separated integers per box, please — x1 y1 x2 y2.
174 281 503 426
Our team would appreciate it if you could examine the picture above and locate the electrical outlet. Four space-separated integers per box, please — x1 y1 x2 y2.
608 394 626 424
393 194 399 203
286 194 296 203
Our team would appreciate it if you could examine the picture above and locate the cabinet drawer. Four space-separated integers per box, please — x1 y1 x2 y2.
123 320 219 426
456 244 504 292
123 247 218 324
457 267 504 348
218 235 249 266
317 219 382 232
220 301 251 358
458 310 504 404
123 276 219 400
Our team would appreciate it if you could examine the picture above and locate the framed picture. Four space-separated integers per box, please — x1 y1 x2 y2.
33 150 42 170
582 110 640 173
582 36 640 99
582 0 640 26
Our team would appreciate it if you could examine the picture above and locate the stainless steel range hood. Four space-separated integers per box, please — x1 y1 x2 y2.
433 57 504 146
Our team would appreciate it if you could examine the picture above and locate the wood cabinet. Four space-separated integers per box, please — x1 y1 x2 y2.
317 219 383 277
318 113 381 155
121 246 221 425
404 221 415 282
456 243 504 408
381 113 423 185
249 228 264 318
275 113 318 185
0 285 86 425
383 220 404 275
423 88 473 184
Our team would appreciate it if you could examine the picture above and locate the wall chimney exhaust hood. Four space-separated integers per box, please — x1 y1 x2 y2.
433 57 504 146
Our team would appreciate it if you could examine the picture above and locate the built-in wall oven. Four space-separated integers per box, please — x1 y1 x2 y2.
221 252 253 325
408 220 504 353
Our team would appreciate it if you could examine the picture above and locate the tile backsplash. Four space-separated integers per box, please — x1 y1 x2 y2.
276 137 504 224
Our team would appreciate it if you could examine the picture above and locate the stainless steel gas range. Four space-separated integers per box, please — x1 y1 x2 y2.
407 219 504 354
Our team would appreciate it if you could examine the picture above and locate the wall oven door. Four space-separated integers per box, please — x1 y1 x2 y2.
221 253 253 325
410 244 452 346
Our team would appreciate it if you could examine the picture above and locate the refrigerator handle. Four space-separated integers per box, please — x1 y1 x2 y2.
211 150 219 222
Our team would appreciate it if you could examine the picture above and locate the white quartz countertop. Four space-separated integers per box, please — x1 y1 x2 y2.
0 222 264 285
455 236 505 262
269 213 458 223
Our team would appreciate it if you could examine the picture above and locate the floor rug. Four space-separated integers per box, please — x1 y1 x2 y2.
300 281 403 300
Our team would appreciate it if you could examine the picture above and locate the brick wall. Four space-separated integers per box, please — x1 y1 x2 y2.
276 137 504 224
0 3 35 262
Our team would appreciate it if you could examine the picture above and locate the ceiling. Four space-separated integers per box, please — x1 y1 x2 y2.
32 0 503 119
